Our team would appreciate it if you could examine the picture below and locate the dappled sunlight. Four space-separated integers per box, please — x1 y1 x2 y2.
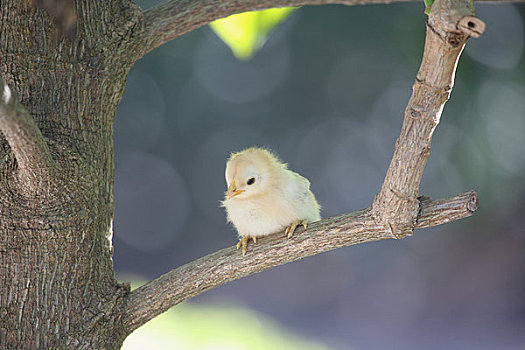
121 277 330 350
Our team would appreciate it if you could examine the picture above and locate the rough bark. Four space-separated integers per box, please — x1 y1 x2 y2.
0 0 491 348
0 1 143 348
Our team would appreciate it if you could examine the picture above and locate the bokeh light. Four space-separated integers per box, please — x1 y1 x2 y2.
195 31 290 103
115 152 189 251
466 4 524 69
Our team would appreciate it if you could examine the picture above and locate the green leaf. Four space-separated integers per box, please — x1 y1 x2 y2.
423 0 434 14
209 7 297 60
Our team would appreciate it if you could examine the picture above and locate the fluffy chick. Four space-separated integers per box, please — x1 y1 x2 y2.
222 147 321 255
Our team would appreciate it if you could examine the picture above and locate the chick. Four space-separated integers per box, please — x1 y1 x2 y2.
222 147 321 255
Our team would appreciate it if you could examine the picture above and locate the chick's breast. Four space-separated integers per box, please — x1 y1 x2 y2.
224 190 295 237
225 169 320 238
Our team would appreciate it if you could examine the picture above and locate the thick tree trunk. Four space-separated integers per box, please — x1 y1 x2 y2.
0 1 141 348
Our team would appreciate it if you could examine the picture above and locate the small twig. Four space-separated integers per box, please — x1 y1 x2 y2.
0 76 54 195
371 0 484 233
121 191 477 332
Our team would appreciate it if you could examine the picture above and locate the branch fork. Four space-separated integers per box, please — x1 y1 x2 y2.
118 0 486 334
370 0 485 236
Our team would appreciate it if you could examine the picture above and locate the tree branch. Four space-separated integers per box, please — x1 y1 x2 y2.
0 75 54 195
139 0 406 57
121 0 487 335
122 190 477 332
138 0 517 58
370 0 485 235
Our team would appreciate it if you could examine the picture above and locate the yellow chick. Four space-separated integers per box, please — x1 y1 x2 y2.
222 147 321 255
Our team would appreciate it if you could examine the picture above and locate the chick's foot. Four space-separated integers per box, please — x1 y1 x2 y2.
285 220 308 239
236 235 257 256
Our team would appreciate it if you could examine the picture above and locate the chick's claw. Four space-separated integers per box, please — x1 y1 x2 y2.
285 219 308 239
236 236 257 256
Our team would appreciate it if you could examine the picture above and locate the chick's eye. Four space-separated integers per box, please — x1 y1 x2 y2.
247 177 255 185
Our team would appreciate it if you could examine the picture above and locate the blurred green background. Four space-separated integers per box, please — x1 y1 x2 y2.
117 2 525 349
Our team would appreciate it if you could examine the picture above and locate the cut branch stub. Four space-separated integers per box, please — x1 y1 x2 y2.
371 0 485 236
457 15 485 37
0 75 54 196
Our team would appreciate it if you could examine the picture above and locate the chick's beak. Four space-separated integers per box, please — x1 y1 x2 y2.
226 179 244 199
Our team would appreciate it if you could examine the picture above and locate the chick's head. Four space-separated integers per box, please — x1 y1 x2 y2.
224 148 284 200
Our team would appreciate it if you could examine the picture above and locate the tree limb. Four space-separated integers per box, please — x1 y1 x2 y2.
370 0 485 235
122 190 477 332
120 0 488 335
0 75 54 195
139 0 405 57
138 0 517 58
